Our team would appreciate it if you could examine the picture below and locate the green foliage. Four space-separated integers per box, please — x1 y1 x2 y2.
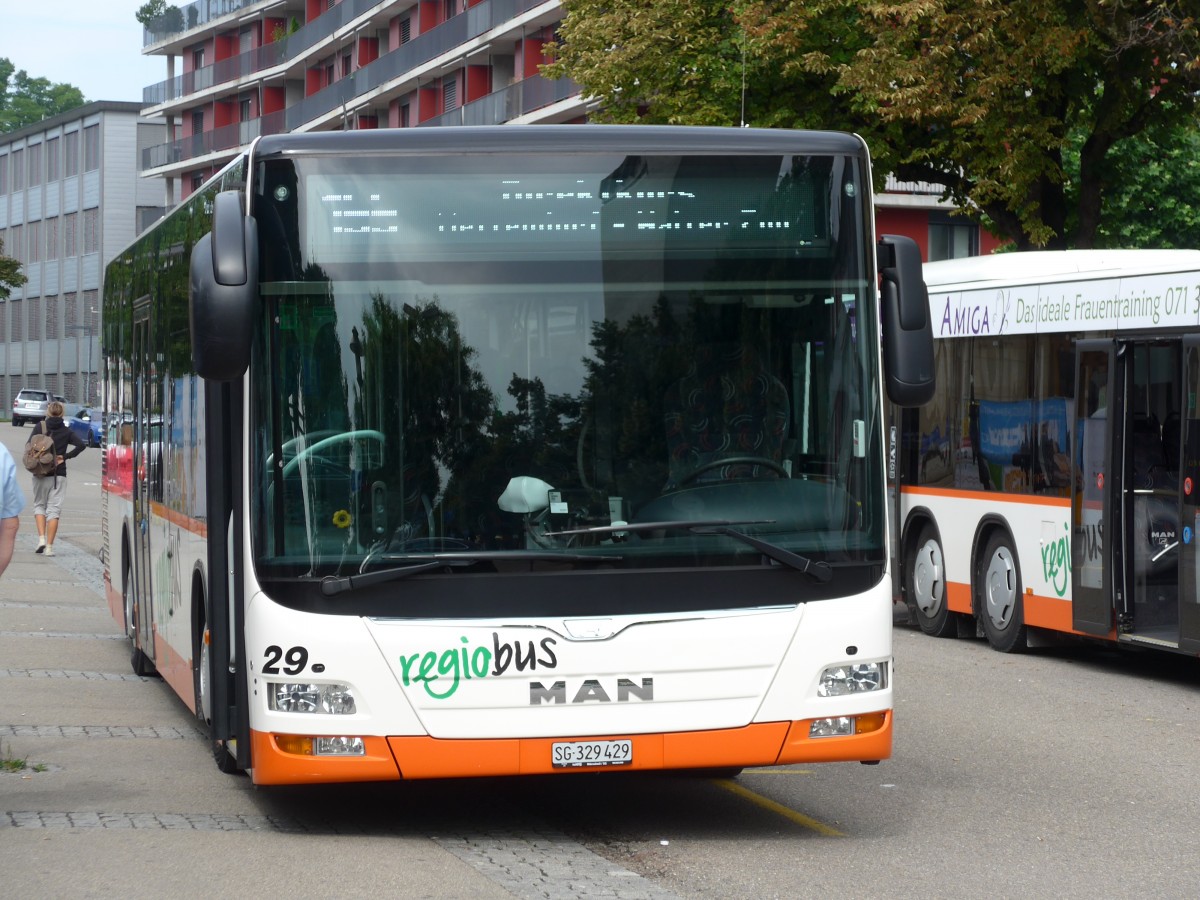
137 1 185 35
0 236 26 301
0 58 86 133
547 1 1200 249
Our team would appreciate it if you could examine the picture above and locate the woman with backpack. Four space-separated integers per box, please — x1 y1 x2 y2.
26 400 86 557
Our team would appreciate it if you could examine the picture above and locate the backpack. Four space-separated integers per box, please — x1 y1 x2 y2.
24 421 57 477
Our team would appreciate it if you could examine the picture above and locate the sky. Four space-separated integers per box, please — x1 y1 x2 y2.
2 1 165 104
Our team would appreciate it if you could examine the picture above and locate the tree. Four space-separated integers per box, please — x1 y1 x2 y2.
0 58 86 133
547 1 1200 249
0 236 27 301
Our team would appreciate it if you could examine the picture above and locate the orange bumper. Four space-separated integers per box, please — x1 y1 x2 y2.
248 712 892 785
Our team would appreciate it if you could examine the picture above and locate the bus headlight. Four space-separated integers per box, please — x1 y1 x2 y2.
268 682 357 714
818 662 887 697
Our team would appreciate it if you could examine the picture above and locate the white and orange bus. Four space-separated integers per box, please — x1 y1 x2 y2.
101 126 933 784
898 249 1200 655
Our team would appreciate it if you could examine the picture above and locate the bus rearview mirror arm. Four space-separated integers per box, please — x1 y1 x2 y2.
190 190 259 382
878 235 935 407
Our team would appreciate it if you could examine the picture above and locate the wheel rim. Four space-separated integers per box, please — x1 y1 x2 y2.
123 577 135 639
912 538 945 617
198 633 212 724
984 546 1017 629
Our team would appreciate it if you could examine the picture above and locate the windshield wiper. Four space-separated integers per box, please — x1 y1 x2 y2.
320 550 623 596
547 520 833 583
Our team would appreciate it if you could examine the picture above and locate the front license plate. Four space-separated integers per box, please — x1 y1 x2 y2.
551 739 633 768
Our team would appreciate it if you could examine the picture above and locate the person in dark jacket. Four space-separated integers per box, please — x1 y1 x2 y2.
29 400 86 557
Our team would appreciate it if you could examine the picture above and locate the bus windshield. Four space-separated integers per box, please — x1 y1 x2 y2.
248 149 883 580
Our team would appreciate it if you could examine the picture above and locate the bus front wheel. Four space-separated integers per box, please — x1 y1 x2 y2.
907 524 955 637
194 613 243 775
977 532 1027 653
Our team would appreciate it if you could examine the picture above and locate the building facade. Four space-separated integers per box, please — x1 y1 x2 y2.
0 102 167 410
136 0 997 262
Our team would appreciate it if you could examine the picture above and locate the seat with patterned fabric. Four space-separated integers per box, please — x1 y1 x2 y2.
663 343 790 490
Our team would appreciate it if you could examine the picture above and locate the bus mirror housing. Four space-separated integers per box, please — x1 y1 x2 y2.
878 235 935 407
190 191 258 382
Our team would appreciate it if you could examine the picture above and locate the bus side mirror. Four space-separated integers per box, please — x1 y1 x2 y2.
190 190 258 382
878 235 935 407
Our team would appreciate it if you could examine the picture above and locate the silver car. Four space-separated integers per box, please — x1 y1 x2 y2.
11 389 65 427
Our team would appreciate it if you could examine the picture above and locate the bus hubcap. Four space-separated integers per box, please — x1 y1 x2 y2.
984 548 1016 628
913 539 944 616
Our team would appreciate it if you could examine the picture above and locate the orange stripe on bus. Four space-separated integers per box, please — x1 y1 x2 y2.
901 485 1071 508
944 581 1117 640
946 581 973 614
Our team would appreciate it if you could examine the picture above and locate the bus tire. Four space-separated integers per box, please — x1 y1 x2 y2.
194 610 243 776
907 524 955 637
125 570 157 677
977 531 1027 653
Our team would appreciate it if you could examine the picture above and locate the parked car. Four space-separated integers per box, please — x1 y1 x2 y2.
67 407 103 447
11 389 65 427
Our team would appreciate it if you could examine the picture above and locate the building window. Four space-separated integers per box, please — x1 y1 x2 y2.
341 52 352 78
192 109 205 135
400 103 410 128
9 225 21 263
46 295 60 340
11 299 22 341
27 144 41 187
83 208 99 254
26 221 40 263
0 154 7 195
63 212 78 258
46 217 58 260
64 131 79 177
45 137 59 181
400 18 411 44
84 125 100 171
26 297 41 341
193 47 206 69
191 172 205 193
11 149 23 191
928 218 978 261
239 98 252 122
443 79 457 112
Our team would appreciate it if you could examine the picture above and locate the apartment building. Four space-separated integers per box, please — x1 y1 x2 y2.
140 0 580 202
138 0 993 256
0 102 167 409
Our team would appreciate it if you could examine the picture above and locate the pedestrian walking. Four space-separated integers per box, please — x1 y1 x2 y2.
29 400 86 557
0 442 24 577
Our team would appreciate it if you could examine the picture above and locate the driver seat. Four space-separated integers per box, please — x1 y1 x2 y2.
663 343 790 490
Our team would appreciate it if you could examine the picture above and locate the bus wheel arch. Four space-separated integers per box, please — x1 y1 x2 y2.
973 523 1028 653
903 512 955 637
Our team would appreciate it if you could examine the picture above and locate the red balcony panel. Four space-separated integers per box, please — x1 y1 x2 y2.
262 86 286 115
522 37 546 79
214 100 235 129
356 115 378 129
358 37 379 66
306 68 322 96
306 0 324 24
418 1 440 34
215 33 237 62
417 86 439 122
465 65 490 102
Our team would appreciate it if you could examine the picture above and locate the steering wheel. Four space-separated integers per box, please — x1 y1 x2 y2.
676 455 789 486
281 429 386 479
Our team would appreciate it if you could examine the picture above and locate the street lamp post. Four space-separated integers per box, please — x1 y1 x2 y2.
66 307 97 404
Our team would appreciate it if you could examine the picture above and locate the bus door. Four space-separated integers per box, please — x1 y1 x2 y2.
1177 338 1200 652
1119 340 1182 646
130 304 156 662
1072 341 1117 635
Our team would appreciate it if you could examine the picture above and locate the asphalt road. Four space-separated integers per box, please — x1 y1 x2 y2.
2 421 1199 899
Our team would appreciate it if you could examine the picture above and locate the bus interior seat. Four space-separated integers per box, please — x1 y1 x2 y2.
663 343 790 489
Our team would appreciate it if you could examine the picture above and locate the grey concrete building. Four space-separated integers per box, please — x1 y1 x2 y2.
0 101 166 412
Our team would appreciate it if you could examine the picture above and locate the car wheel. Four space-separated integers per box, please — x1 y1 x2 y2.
12 416 21 427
